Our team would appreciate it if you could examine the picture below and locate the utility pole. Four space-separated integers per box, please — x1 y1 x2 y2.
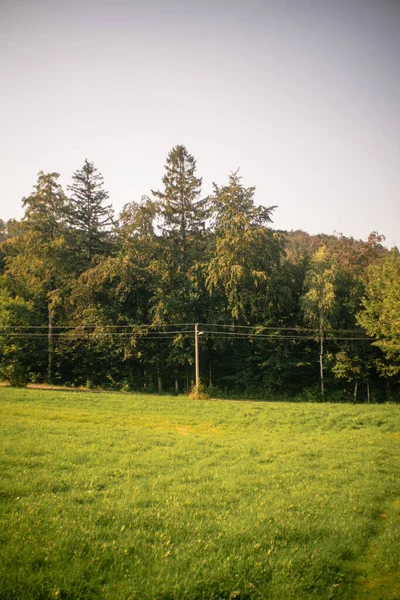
195 323 199 392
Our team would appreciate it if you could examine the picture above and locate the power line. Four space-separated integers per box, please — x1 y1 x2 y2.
208 334 374 341
199 323 369 333
0 324 194 330
1 333 189 339
1 330 375 342
0 323 369 334
0 321 376 342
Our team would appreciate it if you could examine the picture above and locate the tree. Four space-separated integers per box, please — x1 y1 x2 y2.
64 195 167 391
0 219 7 242
2 172 70 383
63 254 150 388
0 219 9 274
204 171 285 394
207 171 281 324
118 196 157 242
152 145 208 261
148 147 212 390
67 159 114 266
210 170 276 233
301 245 337 397
357 249 400 376
22 171 67 239
0 281 46 386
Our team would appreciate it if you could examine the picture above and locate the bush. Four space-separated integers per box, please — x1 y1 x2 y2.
0 361 29 387
188 383 210 400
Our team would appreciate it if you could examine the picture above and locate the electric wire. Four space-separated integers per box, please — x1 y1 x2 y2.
0 323 195 329
1 328 376 342
198 323 369 333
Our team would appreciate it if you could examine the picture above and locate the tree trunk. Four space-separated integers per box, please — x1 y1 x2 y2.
157 375 163 394
48 305 54 384
175 378 179 392
319 324 324 398
207 337 213 388
367 378 371 404
354 380 358 401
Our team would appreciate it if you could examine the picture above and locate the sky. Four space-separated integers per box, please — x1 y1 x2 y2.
1 0 399 247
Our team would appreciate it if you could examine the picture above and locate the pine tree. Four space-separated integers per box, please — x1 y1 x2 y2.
67 159 114 265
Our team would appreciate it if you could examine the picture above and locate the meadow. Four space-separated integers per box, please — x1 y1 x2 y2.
0 388 399 600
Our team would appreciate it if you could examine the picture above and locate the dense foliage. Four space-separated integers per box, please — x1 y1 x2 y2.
1 146 399 401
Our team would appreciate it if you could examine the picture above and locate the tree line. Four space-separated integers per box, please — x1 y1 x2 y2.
1 145 399 401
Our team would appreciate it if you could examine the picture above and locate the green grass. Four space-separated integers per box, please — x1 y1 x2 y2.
0 388 399 600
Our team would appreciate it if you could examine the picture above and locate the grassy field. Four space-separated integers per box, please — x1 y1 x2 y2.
0 388 399 600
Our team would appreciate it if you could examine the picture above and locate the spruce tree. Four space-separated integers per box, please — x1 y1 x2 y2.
67 159 114 265
152 145 208 259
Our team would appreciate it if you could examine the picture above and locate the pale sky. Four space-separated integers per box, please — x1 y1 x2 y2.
1 0 399 247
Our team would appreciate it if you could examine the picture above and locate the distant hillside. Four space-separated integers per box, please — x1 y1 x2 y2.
281 229 387 269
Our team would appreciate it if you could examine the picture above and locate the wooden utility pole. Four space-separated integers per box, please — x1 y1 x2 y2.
195 323 200 392
48 305 54 384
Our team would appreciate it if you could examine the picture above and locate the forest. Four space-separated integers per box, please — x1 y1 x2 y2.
0 145 399 401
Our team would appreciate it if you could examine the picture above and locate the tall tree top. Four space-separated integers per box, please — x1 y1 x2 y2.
152 145 208 250
67 159 114 230
67 159 114 262
22 171 67 240
211 170 276 232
